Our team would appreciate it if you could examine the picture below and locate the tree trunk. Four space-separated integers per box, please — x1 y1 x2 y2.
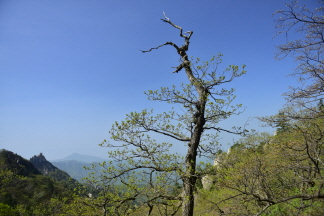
142 18 208 215
182 109 205 216
182 175 195 216
179 39 206 216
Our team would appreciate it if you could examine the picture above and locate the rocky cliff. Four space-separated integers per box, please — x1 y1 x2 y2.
30 153 76 182
30 153 57 175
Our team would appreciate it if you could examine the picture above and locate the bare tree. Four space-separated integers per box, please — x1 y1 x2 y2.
141 16 246 216
275 1 324 111
86 15 246 216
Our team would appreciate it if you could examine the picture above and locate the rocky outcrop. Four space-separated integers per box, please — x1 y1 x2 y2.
30 153 76 182
201 175 214 190
30 153 57 175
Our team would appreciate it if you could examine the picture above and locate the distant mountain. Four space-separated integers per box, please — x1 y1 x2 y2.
51 153 105 163
52 160 93 182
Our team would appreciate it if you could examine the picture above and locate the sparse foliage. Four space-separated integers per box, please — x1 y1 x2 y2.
275 1 324 113
85 16 246 216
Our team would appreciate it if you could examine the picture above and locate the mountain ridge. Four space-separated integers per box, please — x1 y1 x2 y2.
50 153 105 163
51 160 93 182
0 149 41 177
0 149 78 209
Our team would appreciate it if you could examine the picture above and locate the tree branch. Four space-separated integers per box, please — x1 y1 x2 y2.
141 42 180 53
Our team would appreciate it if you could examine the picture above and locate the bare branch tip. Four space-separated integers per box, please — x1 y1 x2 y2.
163 11 170 21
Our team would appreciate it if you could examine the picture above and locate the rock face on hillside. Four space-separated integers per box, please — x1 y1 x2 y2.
0 149 41 176
30 153 77 182
30 153 57 175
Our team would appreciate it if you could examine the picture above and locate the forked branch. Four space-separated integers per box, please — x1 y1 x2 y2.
141 13 193 70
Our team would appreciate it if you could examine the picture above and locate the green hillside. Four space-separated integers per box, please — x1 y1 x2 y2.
0 149 41 177
0 150 79 215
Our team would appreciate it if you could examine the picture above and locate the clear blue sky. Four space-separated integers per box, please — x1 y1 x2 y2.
1 0 317 160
